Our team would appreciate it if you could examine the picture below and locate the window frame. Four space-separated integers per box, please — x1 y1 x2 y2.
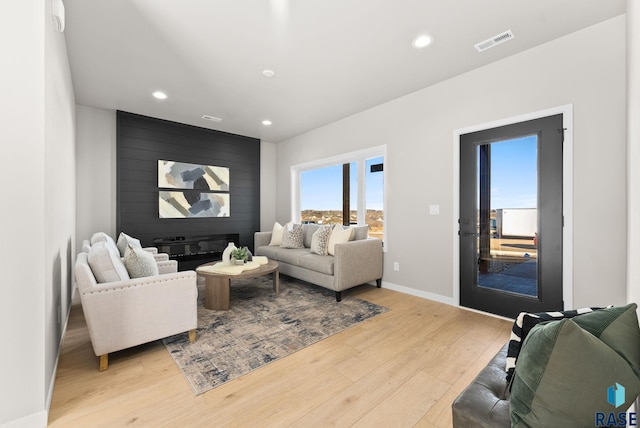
290 145 387 249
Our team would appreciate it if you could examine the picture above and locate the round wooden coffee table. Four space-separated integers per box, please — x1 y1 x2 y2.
196 260 279 310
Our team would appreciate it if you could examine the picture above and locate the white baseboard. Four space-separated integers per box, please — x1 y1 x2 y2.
381 281 456 306
380 281 515 321
457 304 514 321
0 411 47 428
1 290 75 428
45 286 75 422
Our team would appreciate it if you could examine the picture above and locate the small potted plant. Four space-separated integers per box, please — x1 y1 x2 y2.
230 247 249 265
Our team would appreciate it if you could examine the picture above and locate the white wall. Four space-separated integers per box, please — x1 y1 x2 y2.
75 106 117 247
0 1 46 425
0 0 76 426
276 16 627 308
260 141 277 231
628 1 640 305
44 0 76 415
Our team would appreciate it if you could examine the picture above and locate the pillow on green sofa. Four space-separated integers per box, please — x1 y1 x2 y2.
510 315 640 427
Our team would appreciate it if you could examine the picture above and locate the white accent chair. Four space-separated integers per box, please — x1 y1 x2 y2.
85 231 169 261
74 236 197 371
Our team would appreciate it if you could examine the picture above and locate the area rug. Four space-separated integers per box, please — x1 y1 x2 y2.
162 275 389 395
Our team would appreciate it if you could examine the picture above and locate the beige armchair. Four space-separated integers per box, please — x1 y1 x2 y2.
74 240 197 371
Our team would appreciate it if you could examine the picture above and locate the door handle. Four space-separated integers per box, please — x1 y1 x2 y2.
458 231 478 237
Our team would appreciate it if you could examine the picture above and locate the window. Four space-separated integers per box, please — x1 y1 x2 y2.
291 146 386 246
365 156 384 240
299 164 347 225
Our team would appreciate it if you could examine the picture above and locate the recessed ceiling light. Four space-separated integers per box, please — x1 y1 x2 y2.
262 69 276 78
202 115 223 122
412 34 433 49
152 91 167 100
262 120 272 126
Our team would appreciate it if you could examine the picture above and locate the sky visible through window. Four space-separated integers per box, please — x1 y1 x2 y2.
485 135 538 209
300 156 384 210
477 135 538 210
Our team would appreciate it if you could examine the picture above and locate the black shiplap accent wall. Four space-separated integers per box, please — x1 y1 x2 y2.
116 111 260 251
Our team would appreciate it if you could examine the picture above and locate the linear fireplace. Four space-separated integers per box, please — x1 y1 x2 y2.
153 233 239 271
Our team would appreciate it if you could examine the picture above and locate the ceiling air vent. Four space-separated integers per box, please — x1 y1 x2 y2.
474 30 515 53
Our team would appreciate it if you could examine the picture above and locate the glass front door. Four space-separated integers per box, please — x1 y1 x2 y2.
459 114 564 318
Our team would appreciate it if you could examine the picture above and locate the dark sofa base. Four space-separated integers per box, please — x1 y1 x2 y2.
452 343 511 428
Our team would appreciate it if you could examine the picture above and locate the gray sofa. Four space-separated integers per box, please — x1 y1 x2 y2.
254 224 383 301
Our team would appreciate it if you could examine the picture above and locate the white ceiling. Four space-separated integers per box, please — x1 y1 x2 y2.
63 0 625 143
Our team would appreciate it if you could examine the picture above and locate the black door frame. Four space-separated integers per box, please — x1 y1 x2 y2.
454 106 574 317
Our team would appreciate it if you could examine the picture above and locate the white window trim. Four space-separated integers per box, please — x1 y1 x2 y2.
291 145 387 249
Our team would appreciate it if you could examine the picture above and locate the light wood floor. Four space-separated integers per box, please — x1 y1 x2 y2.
48 284 511 427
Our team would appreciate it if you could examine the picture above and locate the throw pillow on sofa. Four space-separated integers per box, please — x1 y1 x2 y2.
123 245 159 278
268 222 286 246
88 240 131 283
328 224 353 255
310 225 332 256
116 232 142 256
510 303 640 427
281 223 304 249
570 303 640 377
349 225 370 241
